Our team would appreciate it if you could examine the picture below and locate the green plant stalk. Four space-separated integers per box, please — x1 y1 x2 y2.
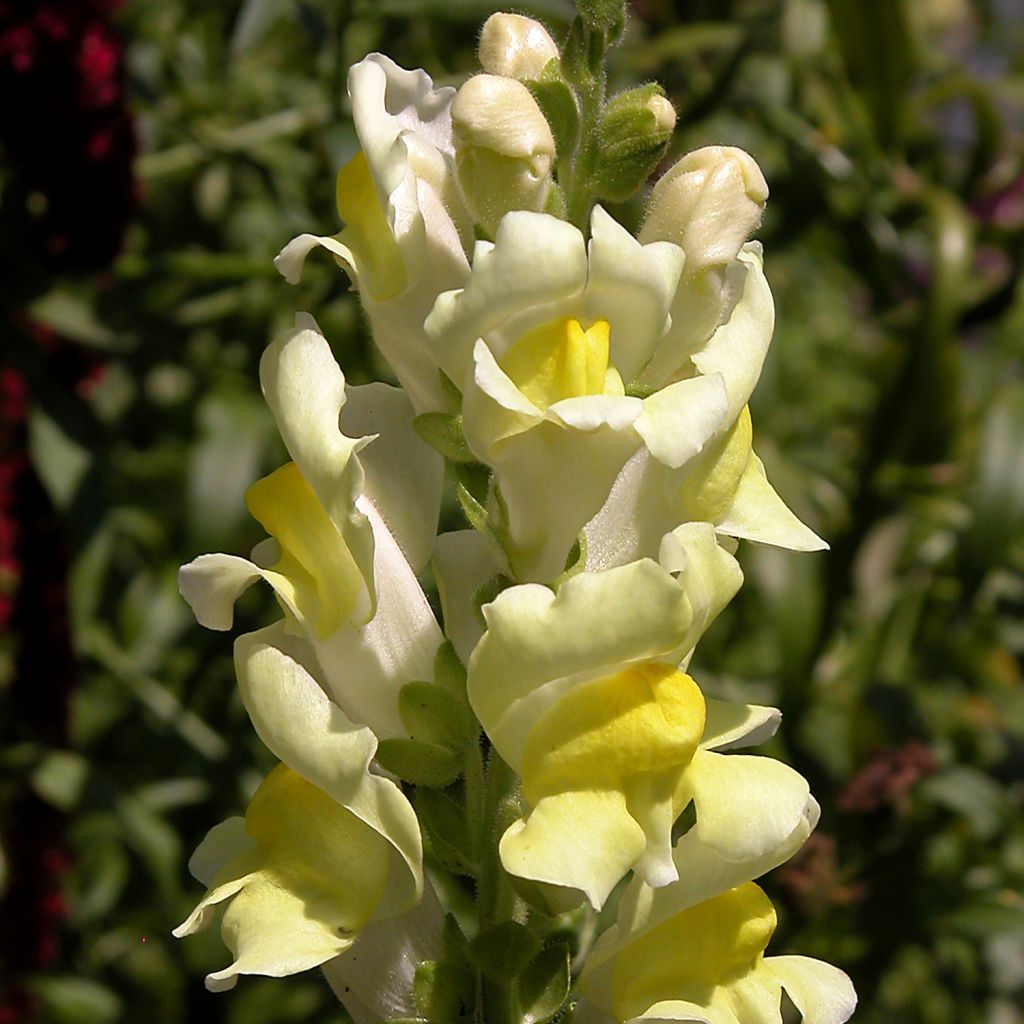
565 29 608 232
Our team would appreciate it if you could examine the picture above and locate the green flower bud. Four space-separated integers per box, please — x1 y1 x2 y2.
640 146 769 270
590 85 676 203
478 13 559 81
451 74 556 237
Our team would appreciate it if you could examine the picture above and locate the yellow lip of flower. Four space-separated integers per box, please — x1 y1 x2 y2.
610 882 776 1019
335 150 407 302
520 661 706 802
244 461 365 639
498 316 625 410
174 763 392 992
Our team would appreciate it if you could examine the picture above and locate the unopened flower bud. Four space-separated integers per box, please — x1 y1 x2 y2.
590 85 676 202
640 146 769 270
479 12 559 81
451 74 556 237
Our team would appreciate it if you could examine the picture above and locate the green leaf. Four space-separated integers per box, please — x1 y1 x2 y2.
413 961 475 1024
515 944 571 1024
417 789 477 877
470 921 542 982
28 406 92 512
376 738 462 788
29 977 122 1024
414 412 476 463
528 67 580 159
399 681 475 749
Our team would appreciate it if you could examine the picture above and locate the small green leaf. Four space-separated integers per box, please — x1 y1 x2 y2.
470 921 542 982
414 412 476 463
516 944 571 1024
414 961 475 1024
399 681 474 749
376 739 462 788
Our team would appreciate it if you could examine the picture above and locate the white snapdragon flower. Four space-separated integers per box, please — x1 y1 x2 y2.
173 656 424 991
577 808 856 1024
466 525 811 909
427 207 738 582
276 56 472 414
179 315 444 740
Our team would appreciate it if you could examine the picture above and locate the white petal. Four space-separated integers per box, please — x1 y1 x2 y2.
634 374 729 470
700 699 781 751
233 624 423 915
314 498 443 740
716 454 827 552
274 232 359 285
426 211 588 386
432 529 503 664
259 316 376 614
767 956 857 1024
584 206 685 384
341 382 444 571
684 749 811 864
690 246 774 425
179 553 273 631
323 880 446 1024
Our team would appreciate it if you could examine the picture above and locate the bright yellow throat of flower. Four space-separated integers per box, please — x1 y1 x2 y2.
499 317 623 409
520 662 706 803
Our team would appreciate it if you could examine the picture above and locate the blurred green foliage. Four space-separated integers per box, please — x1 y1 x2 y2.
2 0 1023 1022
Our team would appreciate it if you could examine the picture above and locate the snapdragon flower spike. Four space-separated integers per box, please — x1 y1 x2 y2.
584 247 826 571
468 524 810 909
178 314 444 740
275 55 472 414
577 809 856 1024
427 206 736 582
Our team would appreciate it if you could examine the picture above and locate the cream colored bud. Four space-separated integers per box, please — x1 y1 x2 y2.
646 94 677 133
451 74 556 236
479 12 559 81
640 146 769 270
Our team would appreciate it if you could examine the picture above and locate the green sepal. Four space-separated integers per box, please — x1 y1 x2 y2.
375 738 462 788
553 532 588 589
433 641 468 697
399 681 475 750
455 462 490 533
414 961 475 1024
515 944 571 1024
417 788 477 877
469 921 542 982
414 412 476 463
439 369 463 407
527 63 580 159
443 913 470 962
456 480 487 533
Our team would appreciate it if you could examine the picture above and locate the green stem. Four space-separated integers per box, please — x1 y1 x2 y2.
565 28 607 232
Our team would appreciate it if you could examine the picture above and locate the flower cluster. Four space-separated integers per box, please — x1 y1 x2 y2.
176 8 856 1024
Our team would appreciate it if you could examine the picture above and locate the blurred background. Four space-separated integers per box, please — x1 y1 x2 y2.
1 0 1023 1021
